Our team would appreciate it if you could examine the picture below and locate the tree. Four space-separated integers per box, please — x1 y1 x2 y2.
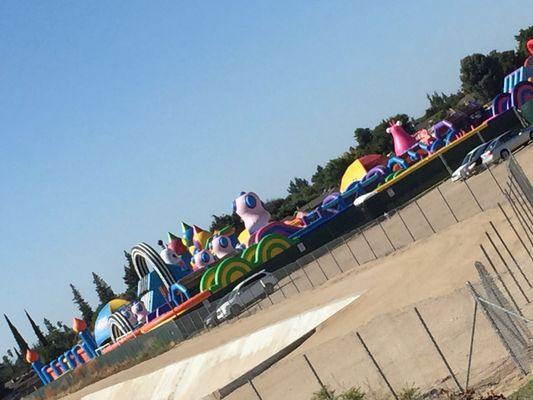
123 251 139 300
287 177 310 196
92 273 116 305
43 318 58 334
353 128 372 149
460 53 503 100
209 213 244 233
24 310 48 346
3 315 28 354
69 284 94 323
489 50 522 76
515 25 533 58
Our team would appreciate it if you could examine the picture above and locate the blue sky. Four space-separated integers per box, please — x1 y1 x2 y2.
0 1 531 354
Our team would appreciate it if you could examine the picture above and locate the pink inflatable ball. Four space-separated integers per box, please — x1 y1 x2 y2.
528 39 533 55
233 192 271 235
386 120 418 157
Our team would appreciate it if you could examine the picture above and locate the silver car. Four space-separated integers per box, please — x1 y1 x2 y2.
481 127 533 165
215 270 277 321
451 141 491 182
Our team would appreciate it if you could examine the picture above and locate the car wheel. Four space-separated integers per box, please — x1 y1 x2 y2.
500 149 510 160
229 304 242 317
264 283 275 295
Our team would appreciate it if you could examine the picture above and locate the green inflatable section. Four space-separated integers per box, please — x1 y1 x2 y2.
255 234 295 265
199 266 218 292
214 258 253 289
241 244 258 266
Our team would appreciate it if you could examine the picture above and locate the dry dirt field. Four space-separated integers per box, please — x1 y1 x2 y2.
58 144 533 400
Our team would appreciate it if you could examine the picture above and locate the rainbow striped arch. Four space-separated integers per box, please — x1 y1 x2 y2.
241 244 259 266
491 92 511 115
511 81 533 108
214 258 253 288
199 266 218 292
255 234 295 265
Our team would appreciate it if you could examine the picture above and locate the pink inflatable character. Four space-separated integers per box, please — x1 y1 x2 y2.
386 120 417 156
233 192 271 235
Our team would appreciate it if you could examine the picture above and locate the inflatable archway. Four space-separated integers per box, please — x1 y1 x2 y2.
131 242 177 289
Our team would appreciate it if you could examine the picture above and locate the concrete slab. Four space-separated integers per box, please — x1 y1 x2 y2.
81 295 361 400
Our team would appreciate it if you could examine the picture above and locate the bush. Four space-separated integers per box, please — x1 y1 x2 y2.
311 386 366 400
398 385 423 400
339 387 366 400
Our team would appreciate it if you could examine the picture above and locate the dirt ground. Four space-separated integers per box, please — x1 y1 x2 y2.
60 144 533 400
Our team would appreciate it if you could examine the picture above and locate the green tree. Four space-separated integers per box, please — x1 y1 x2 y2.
24 310 48 346
209 213 244 233
92 273 116 305
3 315 28 354
489 50 522 76
460 53 503 100
515 25 533 58
69 284 94 323
123 251 139 300
353 128 372 149
287 177 310 196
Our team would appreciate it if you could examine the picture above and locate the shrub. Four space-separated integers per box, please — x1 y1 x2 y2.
338 387 366 400
398 385 423 400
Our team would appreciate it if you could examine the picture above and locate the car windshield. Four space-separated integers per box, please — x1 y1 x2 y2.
461 151 475 165
232 273 265 292
472 143 490 159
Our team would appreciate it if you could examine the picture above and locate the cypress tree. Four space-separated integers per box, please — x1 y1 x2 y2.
3 314 28 354
92 272 116 305
69 284 94 323
24 310 48 346
43 318 58 334
123 251 139 300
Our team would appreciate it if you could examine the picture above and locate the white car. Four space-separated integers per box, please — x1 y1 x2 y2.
451 141 491 182
481 126 533 165
215 270 277 321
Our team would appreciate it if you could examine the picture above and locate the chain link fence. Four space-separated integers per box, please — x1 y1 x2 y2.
25 146 533 400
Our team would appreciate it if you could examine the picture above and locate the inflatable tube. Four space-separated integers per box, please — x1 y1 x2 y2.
387 156 408 170
168 282 190 306
429 138 445 153
511 81 533 108
492 92 511 116
131 242 176 289
255 234 294 264
215 258 253 288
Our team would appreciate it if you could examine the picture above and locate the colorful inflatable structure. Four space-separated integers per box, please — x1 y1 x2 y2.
492 38 533 122
27 318 98 385
27 36 533 389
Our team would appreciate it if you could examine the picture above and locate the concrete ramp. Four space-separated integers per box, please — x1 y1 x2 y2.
83 295 360 400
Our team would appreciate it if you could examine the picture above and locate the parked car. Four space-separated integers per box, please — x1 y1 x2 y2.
214 270 278 322
481 126 533 166
451 141 492 182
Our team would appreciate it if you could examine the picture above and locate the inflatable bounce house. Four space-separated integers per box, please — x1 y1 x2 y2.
491 38 533 123
28 36 533 389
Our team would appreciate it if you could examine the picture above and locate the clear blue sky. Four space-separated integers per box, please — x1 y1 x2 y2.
0 1 531 354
